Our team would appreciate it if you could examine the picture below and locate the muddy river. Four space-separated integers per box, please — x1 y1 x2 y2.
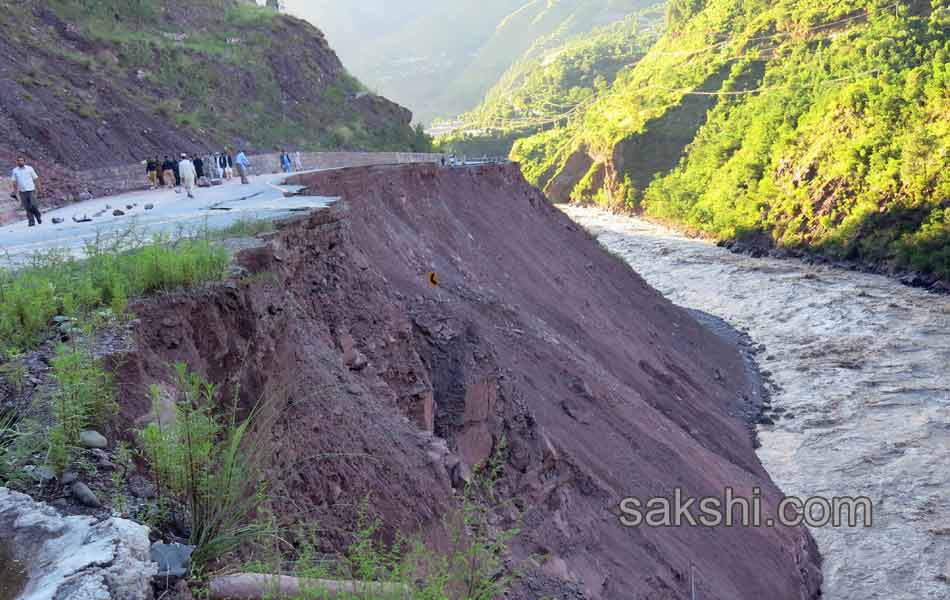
564 206 950 600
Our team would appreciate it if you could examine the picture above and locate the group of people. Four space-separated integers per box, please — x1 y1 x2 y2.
145 150 253 197
279 150 303 173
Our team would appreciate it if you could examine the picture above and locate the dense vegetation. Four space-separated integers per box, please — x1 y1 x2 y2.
0 236 228 353
437 5 665 157
296 0 660 123
513 0 950 281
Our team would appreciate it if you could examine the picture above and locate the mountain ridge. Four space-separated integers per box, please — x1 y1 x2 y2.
512 0 950 285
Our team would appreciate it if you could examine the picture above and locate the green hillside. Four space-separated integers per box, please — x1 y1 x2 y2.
436 4 664 156
290 0 659 123
513 0 950 281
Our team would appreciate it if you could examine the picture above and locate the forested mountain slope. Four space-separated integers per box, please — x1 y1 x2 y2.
513 0 950 284
437 4 664 156
290 0 659 123
0 0 420 174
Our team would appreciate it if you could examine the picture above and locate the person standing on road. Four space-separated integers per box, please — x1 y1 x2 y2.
161 156 176 189
293 151 303 171
178 153 197 198
211 152 222 179
280 150 292 173
172 155 182 188
146 158 158 188
223 151 234 180
10 156 42 226
235 149 251 184
193 154 205 179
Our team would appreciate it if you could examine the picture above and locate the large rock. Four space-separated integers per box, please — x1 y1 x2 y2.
71 481 102 508
79 430 108 449
0 487 156 599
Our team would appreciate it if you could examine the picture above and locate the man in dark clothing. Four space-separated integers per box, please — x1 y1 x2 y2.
173 156 181 187
161 156 176 189
155 157 165 186
193 154 205 179
146 158 158 187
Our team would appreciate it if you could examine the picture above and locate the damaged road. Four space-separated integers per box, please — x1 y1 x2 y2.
0 171 336 267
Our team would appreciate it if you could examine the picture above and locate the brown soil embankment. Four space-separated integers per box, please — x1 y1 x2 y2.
114 163 821 599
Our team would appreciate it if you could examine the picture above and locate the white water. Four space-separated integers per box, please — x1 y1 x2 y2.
564 206 950 600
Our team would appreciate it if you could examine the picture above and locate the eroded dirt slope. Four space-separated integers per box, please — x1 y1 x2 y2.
114 163 821 599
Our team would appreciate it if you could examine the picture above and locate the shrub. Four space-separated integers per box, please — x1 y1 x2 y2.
140 364 269 570
0 410 43 490
46 345 115 476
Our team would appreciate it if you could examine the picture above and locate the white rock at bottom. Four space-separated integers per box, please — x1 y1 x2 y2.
0 487 156 600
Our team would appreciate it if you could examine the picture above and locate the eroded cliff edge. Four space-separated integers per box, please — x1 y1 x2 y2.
114 163 821 599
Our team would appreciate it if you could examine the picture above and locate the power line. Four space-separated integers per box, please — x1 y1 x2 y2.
453 1 904 133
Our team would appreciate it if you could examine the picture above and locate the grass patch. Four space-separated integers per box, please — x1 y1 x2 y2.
226 3 278 26
211 218 277 240
0 234 229 354
0 408 43 489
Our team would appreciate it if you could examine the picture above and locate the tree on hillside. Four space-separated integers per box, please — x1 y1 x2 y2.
666 0 705 30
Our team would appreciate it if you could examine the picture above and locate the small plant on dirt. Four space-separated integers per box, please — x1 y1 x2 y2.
0 348 28 395
0 408 44 489
139 364 269 570
46 345 115 476
110 441 134 517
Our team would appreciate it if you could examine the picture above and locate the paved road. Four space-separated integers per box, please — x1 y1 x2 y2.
0 171 337 268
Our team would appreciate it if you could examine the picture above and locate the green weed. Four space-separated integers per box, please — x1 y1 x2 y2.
244 440 519 599
0 409 43 490
139 364 269 570
46 345 115 477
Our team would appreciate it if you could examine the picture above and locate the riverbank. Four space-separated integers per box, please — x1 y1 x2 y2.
687 309 773 446
719 237 950 295
570 200 950 295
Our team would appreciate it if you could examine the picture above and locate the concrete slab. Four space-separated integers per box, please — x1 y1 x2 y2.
0 171 336 268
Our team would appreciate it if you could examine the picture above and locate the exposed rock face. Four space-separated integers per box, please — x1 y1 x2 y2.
0 487 156 600
114 163 821 599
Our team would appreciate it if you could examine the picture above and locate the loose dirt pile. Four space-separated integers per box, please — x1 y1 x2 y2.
114 163 821 599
